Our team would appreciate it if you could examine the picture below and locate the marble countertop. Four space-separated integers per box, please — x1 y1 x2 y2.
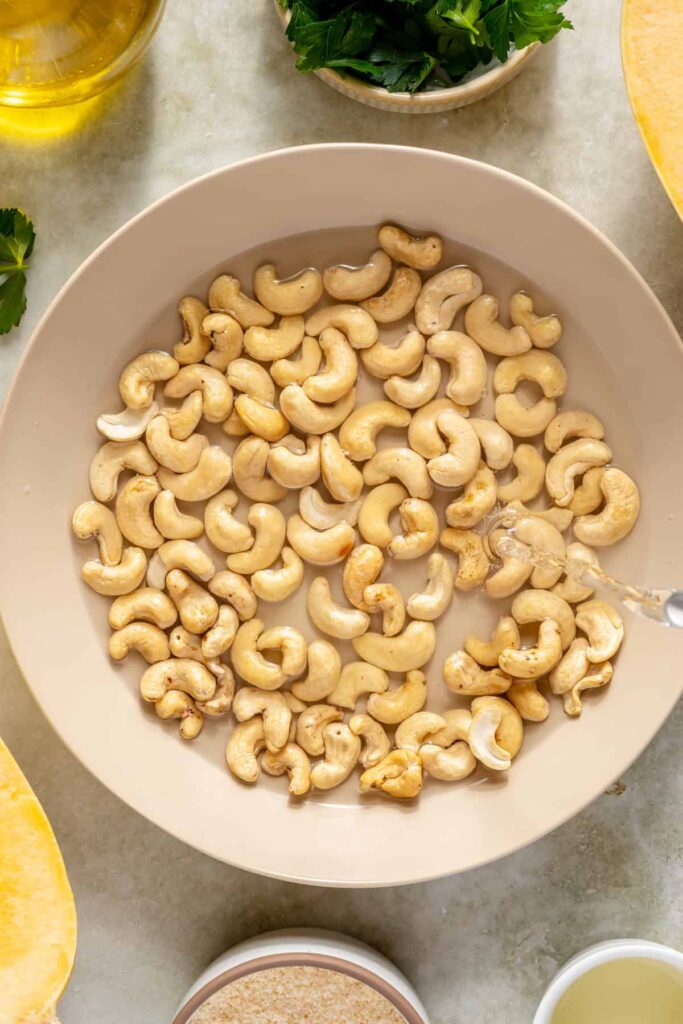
1 2 681 1021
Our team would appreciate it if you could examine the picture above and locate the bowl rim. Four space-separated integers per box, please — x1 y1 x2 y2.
1 143 681 886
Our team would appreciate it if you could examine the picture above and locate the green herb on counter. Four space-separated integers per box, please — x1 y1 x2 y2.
0 209 35 335
280 0 572 93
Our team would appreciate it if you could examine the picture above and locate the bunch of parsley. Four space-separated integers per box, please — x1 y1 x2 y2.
280 0 572 94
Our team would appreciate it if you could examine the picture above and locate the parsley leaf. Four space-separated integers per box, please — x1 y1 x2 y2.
483 0 571 63
288 5 378 72
0 209 35 336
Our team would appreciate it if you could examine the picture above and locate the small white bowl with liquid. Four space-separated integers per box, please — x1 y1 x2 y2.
534 939 683 1024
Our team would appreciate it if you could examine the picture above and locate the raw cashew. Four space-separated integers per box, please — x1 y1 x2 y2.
230 619 286 690
119 351 179 409
415 266 483 335
233 394 289 443
494 394 557 438
407 552 454 621
388 498 439 559
367 670 427 724
307 577 370 640
268 434 321 488
320 433 364 502
361 267 422 323
89 440 158 503
504 498 573 532
147 540 215 589
509 291 563 349
82 547 147 596
443 651 511 696
108 587 177 629
573 468 640 546
427 410 481 487
339 400 411 462
299 486 361 530
352 621 436 672
326 661 389 709
96 402 159 443
155 691 204 740
445 463 497 529
484 529 532 599
358 483 407 547
384 354 442 409
499 619 562 679
202 312 244 371
569 467 605 515
363 583 406 636
497 444 546 503
208 570 258 620
465 294 531 356
511 589 576 649
544 410 605 453
115 475 163 549
169 626 223 675
349 714 391 768
279 384 357 434
244 315 305 361
227 357 276 404
305 304 378 350
296 704 343 756
395 711 447 752
508 680 549 722
166 569 218 635
174 296 211 364
232 436 286 503
420 741 476 782
303 328 358 404
253 264 323 316
287 515 356 565
209 273 274 327
262 744 312 796
324 249 392 301
257 625 307 676
202 605 239 659
157 446 232 502
343 544 384 609
562 661 613 717
164 364 233 423
427 331 487 406
226 718 267 783
508 514 566 589
423 708 473 747
378 224 442 269
465 616 520 667
232 687 291 752
140 658 217 703
310 723 361 791
363 446 433 499
109 622 170 663
440 528 489 591
72 501 123 566
161 392 203 440
408 397 468 459
494 350 567 399
552 542 599 603
270 335 322 387
469 696 523 771
575 599 624 662
468 418 514 470
204 489 253 553
545 439 612 507
291 640 341 702
361 327 425 380
154 490 204 541
359 749 423 799
252 547 304 602
226 503 286 574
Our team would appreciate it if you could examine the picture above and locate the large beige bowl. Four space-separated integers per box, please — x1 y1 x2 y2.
1 145 681 886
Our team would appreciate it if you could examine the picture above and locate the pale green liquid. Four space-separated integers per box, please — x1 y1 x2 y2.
551 958 683 1024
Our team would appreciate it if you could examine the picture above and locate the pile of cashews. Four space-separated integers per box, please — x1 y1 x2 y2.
72 223 640 800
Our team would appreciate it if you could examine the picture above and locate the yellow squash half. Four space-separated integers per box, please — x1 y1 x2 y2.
622 0 683 217
0 739 77 1024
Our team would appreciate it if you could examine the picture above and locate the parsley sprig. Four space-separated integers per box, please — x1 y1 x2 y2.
0 209 35 335
281 0 572 94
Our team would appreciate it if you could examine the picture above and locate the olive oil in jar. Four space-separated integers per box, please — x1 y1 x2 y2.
0 0 165 107
552 957 683 1024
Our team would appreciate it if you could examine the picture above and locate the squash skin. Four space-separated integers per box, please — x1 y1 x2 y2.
0 739 77 1024
622 0 683 217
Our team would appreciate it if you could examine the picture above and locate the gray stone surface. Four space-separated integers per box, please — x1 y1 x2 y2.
0 1 681 1022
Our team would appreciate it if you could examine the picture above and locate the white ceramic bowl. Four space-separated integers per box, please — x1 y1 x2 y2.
173 929 429 1023
534 939 683 1023
275 2 540 113
1 144 682 886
